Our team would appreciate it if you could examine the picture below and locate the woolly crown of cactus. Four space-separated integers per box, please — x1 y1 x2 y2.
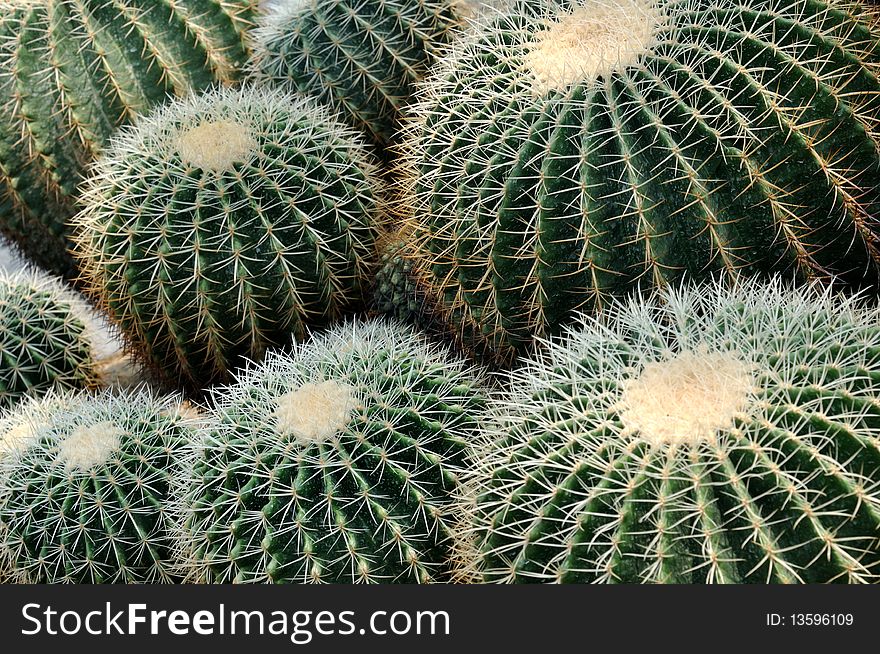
0 0 255 277
398 0 880 362
172 318 486 583
248 0 460 149
0 267 100 408
74 84 383 387
0 389 199 583
460 278 880 583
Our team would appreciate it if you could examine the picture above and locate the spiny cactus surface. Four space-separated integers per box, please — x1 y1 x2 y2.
249 0 460 149
462 279 880 583
400 0 880 362
0 0 255 277
0 390 197 583
0 267 98 409
174 319 485 583
75 85 383 388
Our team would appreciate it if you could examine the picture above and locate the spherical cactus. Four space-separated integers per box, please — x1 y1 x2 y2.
0 267 99 409
0 0 255 277
0 389 198 583
74 84 383 388
173 319 486 583
372 232 443 334
399 0 880 362
249 0 461 149
461 279 880 583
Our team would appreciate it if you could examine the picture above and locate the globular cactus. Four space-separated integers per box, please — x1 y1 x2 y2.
399 0 880 362
173 319 485 583
372 231 444 335
0 267 99 409
0 389 198 583
74 85 383 388
460 279 880 583
0 0 255 277
249 0 461 149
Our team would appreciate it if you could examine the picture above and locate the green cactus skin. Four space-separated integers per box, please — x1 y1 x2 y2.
461 279 880 583
173 319 486 583
399 0 880 363
249 0 461 149
0 390 198 583
74 85 383 388
0 267 98 409
0 0 255 278
372 234 443 333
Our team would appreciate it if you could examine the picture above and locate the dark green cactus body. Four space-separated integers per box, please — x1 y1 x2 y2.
372 236 443 333
466 281 880 583
402 0 880 362
250 0 460 149
0 0 254 277
177 320 485 583
0 391 196 583
0 269 96 409
75 86 382 388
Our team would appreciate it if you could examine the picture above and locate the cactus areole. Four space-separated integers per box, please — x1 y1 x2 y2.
400 0 880 361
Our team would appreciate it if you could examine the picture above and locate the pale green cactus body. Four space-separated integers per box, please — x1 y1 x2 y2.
174 319 486 583
74 85 383 387
400 0 880 362
0 0 255 277
0 390 198 583
461 280 880 583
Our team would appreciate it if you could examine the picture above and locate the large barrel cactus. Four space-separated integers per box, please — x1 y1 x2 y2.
399 0 880 362
74 85 383 388
0 267 98 409
0 0 255 277
173 319 485 583
460 279 880 583
249 0 460 149
0 390 198 583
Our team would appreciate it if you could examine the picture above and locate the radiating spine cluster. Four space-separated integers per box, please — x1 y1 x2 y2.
173 319 485 583
460 279 880 583
0 0 255 276
0 390 198 583
399 0 880 361
74 85 383 387
0 267 98 409
249 0 460 149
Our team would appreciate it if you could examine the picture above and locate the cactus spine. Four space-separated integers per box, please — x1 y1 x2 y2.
0 390 198 583
74 85 383 387
0 267 98 409
174 319 485 583
0 0 255 277
249 0 461 149
399 0 880 362
461 279 880 583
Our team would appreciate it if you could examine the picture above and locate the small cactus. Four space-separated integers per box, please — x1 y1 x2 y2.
0 0 256 278
461 279 880 583
0 267 99 409
0 389 198 583
249 0 461 149
74 84 383 387
399 0 880 362
173 319 486 583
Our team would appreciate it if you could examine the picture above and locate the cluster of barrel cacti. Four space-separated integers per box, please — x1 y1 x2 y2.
0 0 879 584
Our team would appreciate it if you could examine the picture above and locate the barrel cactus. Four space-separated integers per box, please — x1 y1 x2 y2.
173 319 485 583
0 0 255 277
0 267 99 409
0 389 198 583
74 84 383 387
399 0 880 362
461 279 880 583
249 0 461 149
